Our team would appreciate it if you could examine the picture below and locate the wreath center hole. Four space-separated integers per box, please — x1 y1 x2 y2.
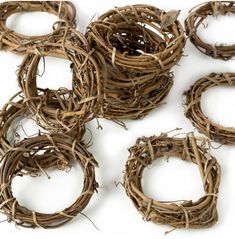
12 164 84 214
142 156 205 201
198 14 235 45
37 57 72 91
7 116 46 145
6 12 58 36
201 86 235 128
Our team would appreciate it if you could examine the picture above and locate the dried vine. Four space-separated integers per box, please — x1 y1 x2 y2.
185 1 235 60
0 1 76 54
184 72 235 145
87 4 185 120
0 133 98 228
124 133 220 229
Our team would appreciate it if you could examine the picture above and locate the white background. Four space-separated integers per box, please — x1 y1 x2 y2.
1 0 235 238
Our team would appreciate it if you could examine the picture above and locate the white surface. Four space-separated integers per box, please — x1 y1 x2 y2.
1 0 235 238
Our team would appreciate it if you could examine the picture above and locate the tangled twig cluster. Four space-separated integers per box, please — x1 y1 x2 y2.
0 133 98 228
185 1 235 60
124 133 221 229
87 4 185 120
184 72 235 145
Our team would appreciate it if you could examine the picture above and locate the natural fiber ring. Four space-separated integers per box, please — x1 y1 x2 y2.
124 133 220 229
0 90 85 160
0 133 98 228
184 72 235 145
17 27 102 132
185 1 235 60
87 4 185 74
0 1 76 54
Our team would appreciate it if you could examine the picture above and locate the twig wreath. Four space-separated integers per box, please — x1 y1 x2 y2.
0 1 76 54
124 133 220 229
88 4 185 74
184 72 235 145
0 133 98 228
185 1 235 60
0 91 85 159
17 27 102 133
87 4 185 120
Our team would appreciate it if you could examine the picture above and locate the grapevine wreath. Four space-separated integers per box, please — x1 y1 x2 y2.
87 4 185 120
17 26 102 133
184 72 235 145
0 133 98 228
0 1 76 54
124 133 221 229
185 1 235 60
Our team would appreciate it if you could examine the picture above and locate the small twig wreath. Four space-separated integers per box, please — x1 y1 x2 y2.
0 91 86 175
0 1 76 54
0 133 98 228
86 4 185 120
124 133 220 229
0 90 85 156
87 4 185 73
185 1 235 60
17 27 102 132
184 72 235 145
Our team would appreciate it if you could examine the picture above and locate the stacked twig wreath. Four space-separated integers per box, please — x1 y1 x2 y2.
184 72 235 145
0 1 76 54
87 4 185 120
185 1 235 60
124 133 221 229
0 133 98 228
